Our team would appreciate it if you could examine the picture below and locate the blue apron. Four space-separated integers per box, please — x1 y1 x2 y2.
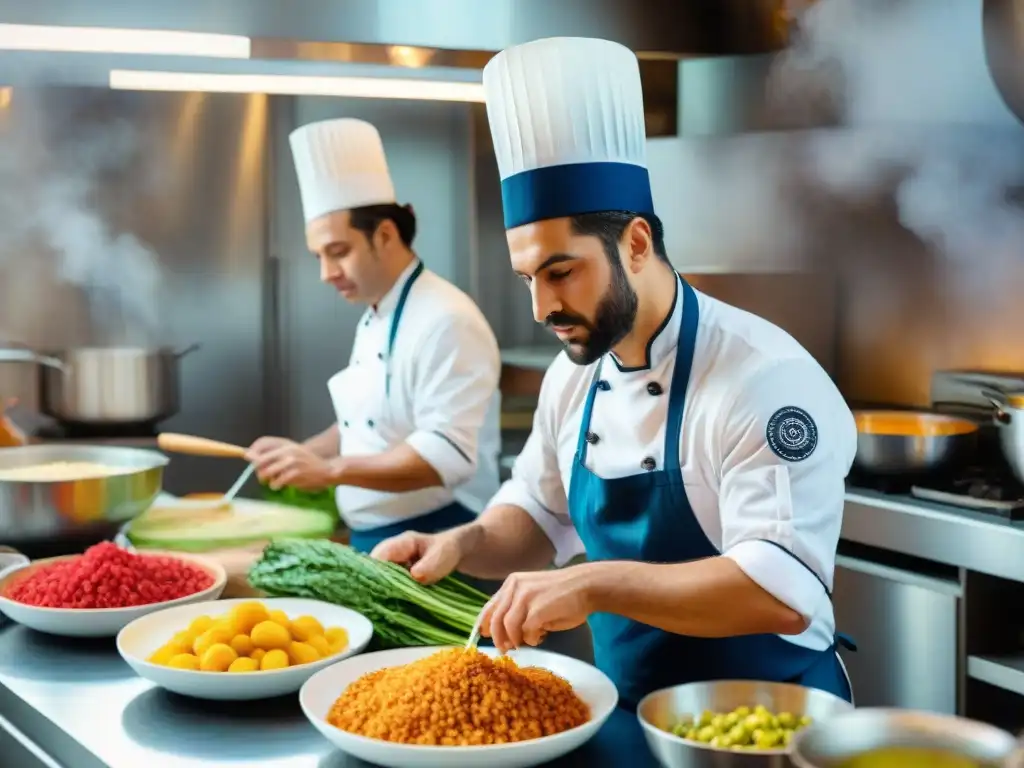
566 277 854 711
347 261 477 554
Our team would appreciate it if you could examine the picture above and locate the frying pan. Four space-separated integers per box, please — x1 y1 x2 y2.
853 410 979 476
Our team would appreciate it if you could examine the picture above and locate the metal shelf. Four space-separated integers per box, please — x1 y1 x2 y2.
967 654 1024 697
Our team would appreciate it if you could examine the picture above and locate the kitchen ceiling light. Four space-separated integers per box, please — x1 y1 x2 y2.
109 70 485 103
0 24 250 58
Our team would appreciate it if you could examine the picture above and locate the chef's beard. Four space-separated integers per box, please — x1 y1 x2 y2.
546 253 638 366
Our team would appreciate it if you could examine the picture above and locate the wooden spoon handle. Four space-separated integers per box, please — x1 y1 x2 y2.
158 432 247 459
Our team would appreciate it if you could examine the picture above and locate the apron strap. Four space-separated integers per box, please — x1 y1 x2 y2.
384 260 425 397
662 277 699 470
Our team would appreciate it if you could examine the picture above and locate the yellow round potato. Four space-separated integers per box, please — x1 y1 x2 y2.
148 644 179 666
193 626 234 657
167 653 201 670
250 620 291 650
229 602 270 634
229 634 254 657
227 656 260 673
289 615 325 642
199 643 238 672
168 631 195 653
249 648 266 663
287 641 320 666
212 615 242 637
306 635 332 658
188 615 214 636
260 648 289 671
267 609 290 629
325 626 349 653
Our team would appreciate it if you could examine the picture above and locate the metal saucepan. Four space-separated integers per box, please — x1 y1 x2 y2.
0 444 168 542
983 390 1024 485
637 679 854 767
0 343 199 427
852 410 979 476
790 707 1020 767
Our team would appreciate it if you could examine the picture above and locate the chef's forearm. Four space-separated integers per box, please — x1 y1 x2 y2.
329 443 443 492
584 558 808 637
454 505 556 580
303 424 340 459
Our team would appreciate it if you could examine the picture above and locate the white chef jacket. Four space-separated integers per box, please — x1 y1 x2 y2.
491 280 857 652
328 260 502 531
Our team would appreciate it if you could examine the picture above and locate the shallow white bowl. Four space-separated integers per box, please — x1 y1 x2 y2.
300 645 618 768
0 551 226 637
117 597 374 701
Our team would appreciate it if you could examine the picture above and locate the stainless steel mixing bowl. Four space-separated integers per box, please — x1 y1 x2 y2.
789 708 1018 768
638 680 854 767
0 445 168 540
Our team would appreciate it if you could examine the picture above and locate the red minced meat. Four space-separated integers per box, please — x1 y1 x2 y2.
5 542 213 609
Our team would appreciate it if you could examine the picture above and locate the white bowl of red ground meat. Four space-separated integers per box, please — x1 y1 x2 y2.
0 542 226 637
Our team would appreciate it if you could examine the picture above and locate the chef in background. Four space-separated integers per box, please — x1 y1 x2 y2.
374 37 856 710
248 118 502 554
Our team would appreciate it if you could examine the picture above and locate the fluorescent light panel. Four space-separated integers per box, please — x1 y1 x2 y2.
0 24 250 58
109 70 485 103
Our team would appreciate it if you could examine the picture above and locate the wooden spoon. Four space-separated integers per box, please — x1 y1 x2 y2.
158 433 247 459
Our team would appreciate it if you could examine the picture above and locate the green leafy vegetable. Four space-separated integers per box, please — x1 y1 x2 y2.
247 538 489 648
261 483 338 521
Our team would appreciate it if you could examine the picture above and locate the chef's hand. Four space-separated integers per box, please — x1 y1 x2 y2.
245 439 335 491
370 527 473 584
481 565 598 652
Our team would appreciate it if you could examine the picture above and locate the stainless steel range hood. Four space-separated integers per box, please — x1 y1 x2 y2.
0 0 787 62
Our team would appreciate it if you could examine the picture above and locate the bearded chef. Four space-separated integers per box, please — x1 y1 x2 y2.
373 38 857 709
248 118 502 554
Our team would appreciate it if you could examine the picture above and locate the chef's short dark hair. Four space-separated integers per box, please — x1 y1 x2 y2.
569 211 669 264
349 203 417 248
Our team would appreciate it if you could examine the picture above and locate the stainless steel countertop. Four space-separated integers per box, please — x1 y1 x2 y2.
3 489 1024 767
842 489 1024 582
0 622 653 768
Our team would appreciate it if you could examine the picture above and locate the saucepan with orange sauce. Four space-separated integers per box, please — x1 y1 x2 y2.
853 410 980 476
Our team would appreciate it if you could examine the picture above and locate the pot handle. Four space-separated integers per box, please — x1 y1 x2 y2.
0 345 65 371
173 343 201 359
983 390 1012 424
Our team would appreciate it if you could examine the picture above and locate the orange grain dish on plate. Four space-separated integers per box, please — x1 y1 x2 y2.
327 648 589 746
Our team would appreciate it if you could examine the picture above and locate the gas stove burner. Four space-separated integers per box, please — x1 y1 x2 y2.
910 466 1024 521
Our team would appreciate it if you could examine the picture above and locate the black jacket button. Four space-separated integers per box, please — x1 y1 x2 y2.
343 420 349 428
596 380 611 391
641 456 656 471
585 431 600 445
367 419 375 428
646 382 663 396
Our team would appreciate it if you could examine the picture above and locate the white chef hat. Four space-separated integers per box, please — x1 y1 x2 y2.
482 36 653 230
289 118 397 224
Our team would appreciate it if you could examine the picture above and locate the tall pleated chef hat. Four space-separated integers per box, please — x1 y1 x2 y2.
482 36 654 230
289 118 397 224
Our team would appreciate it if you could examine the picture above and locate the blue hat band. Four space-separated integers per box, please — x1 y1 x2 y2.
500 161 655 230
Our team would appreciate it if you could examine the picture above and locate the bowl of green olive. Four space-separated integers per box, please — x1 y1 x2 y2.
637 680 854 767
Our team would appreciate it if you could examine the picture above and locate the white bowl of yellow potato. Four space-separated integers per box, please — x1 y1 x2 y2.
116 597 374 700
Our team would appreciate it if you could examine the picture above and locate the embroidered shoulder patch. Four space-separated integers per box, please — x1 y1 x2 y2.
766 406 818 462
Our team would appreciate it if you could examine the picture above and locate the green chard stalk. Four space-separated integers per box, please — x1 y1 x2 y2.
247 538 488 649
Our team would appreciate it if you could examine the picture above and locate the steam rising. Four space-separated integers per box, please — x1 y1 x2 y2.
0 89 163 345
770 0 1024 274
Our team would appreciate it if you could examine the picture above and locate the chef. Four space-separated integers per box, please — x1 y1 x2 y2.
373 37 857 709
248 117 502 554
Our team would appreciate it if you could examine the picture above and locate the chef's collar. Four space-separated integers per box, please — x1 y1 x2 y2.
608 274 682 374
370 259 420 318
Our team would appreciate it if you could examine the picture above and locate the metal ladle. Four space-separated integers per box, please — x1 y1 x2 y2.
156 432 254 511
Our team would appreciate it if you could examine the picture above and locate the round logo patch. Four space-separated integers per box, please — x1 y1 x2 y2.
766 406 818 462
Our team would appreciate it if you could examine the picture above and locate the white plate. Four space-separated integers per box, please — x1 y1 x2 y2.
0 551 226 637
300 645 618 768
117 597 374 701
